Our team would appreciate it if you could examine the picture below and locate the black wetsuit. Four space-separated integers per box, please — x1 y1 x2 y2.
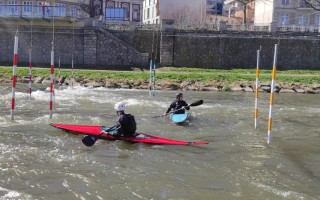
166 100 190 114
114 112 137 137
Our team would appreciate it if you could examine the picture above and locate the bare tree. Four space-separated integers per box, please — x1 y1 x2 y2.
301 0 320 11
236 0 255 24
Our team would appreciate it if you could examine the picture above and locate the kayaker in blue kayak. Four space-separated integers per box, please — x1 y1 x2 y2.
163 93 190 116
100 102 137 137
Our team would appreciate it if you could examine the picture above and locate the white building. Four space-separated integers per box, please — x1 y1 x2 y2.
143 0 207 24
255 0 320 26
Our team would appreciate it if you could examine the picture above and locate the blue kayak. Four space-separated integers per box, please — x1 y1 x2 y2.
170 112 189 124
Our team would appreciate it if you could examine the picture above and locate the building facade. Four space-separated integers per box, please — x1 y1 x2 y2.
0 0 144 24
105 0 143 23
142 0 159 24
143 0 207 24
0 0 80 18
255 0 320 27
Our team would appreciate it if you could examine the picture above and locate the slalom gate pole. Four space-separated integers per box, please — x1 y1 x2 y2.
28 48 32 100
71 58 74 88
49 50 54 119
149 31 155 96
58 57 60 84
153 29 159 96
267 44 278 144
72 23 74 88
11 35 19 120
50 4 55 119
254 49 260 129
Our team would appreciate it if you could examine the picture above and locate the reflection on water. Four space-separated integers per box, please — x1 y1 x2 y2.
0 84 319 199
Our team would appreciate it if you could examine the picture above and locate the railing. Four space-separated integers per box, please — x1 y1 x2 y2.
102 23 161 31
102 21 320 33
175 23 218 31
0 5 80 19
277 25 320 32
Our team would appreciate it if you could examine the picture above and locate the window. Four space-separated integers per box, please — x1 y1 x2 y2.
8 1 18 16
121 2 130 20
54 3 65 16
281 0 289 5
106 1 115 8
37 1 42 14
147 8 149 19
132 4 140 22
315 15 320 26
299 0 311 8
298 15 307 25
280 14 289 25
70 5 77 17
152 7 154 18
0 1 3 15
106 8 126 20
23 1 32 13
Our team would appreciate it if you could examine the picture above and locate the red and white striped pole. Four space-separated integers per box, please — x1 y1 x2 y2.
254 49 260 129
49 50 55 119
28 48 32 99
267 44 278 144
11 35 19 120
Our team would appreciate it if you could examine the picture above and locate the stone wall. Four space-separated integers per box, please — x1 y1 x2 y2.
0 26 149 69
0 25 319 70
169 32 320 69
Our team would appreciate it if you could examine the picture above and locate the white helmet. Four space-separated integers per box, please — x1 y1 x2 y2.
114 102 125 111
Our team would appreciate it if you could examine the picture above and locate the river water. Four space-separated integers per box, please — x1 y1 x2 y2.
0 84 319 200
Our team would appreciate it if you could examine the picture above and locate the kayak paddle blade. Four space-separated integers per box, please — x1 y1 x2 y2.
82 136 97 146
189 100 203 107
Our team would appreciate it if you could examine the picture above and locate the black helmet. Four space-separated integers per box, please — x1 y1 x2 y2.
176 93 183 99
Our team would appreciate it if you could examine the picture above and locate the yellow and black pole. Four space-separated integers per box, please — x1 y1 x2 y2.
267 44 278 144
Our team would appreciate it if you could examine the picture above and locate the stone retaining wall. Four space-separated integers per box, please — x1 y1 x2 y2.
0 25 319 70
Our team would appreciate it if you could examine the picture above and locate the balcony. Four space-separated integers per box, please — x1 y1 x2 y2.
0 5 81 20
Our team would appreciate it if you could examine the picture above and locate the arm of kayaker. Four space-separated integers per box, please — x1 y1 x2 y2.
100 125 120 136
100 130 109 135
183 101 190 110
164 101 175 116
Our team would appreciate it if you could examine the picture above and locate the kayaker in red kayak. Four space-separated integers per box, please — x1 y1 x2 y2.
100 102 137 137
163 93 190 116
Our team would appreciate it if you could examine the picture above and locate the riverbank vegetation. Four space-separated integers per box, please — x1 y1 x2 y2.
1 66 319 93
1 66 320 84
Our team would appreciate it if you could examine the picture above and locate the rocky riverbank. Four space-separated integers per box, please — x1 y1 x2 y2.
9 75 319 94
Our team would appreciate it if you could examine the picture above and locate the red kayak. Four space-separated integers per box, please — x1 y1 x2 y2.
50 123 208 145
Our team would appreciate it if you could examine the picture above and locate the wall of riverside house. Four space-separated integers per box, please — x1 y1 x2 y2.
0 26 319 70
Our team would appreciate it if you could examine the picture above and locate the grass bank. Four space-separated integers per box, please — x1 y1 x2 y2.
0 66 320 85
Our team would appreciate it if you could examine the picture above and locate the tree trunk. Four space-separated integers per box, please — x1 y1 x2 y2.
243 4 247 24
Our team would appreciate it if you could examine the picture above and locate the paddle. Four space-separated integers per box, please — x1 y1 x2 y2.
152 99 204 118
82 126 116 147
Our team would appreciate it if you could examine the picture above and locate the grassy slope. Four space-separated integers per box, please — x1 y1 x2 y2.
0 66 319 85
